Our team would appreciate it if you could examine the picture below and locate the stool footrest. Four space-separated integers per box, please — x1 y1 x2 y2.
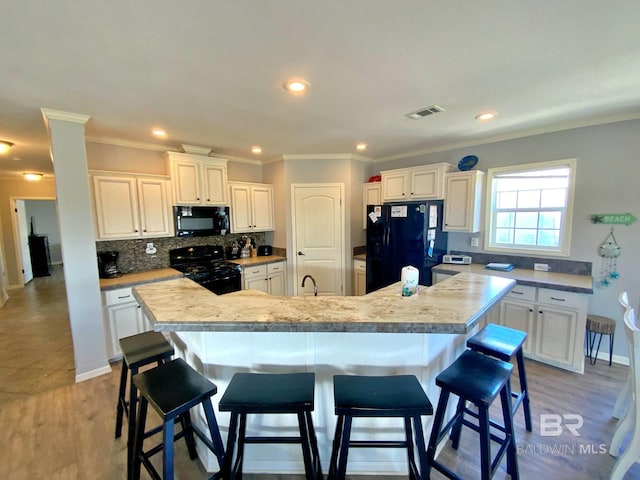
244 435 303 444
348 440 409 448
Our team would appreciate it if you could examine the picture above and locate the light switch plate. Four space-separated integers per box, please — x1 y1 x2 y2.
534 263 549 272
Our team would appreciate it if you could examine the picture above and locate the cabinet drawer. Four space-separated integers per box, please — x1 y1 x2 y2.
104 287 137 306
244 265 267 278
354 260 366 271
537 288 585 309
505 285 536 302
267 262 284 274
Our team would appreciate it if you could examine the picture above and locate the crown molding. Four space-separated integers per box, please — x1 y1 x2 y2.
85 136 181 152
281 153 372 162
41 109 90 124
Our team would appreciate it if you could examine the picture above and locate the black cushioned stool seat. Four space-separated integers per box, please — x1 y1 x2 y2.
427 350 519 480
115 331 174 477
467 323 532 432
218 372 322 480
131 358 225 480
328 375 433 480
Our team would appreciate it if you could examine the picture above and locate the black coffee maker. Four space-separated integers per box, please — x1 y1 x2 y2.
97 251 122 278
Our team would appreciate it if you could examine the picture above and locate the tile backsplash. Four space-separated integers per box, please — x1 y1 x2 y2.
97 232 266 274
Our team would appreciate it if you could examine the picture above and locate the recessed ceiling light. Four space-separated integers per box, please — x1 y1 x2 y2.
251 146 262 154
475 112 497 121
283 79 310 94
355 143 368 151
0 140 14 154
151 128 167 137
23 173 43 181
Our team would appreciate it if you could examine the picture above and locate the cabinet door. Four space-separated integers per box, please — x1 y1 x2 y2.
137 178 173 237
106 302 144 358
243 265 268 292
409 167 440 199
203 163 227 205
268 264 286 296
534 306 578 366
93 176 141 239
251 185 275 231
353 260 366 295
172 159 202 205
381 170 408 201
443 171 484 233
499 299 536 355
229 183 253 233
362 183 381 229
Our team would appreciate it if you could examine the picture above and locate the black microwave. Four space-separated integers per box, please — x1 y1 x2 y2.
174 206 230 237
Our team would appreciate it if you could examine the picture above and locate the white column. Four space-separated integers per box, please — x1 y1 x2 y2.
41 109 111 382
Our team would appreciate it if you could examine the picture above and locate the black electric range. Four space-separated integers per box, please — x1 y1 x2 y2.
169 245 242 295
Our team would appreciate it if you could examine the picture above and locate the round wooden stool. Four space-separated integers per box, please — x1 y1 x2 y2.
585 314 616 365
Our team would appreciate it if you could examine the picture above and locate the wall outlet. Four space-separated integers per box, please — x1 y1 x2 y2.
534 263 549 272
470 237 479 247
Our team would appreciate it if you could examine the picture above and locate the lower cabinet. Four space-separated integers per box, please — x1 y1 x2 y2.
353 259 366 296
242 261 286 295
103 287 150 360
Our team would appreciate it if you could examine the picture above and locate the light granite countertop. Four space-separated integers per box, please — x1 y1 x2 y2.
432 263 593 294
228 256 287 267
99 268 183 291
133 272 515 334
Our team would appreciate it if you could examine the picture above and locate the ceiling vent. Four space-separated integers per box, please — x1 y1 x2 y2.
405 105 445 119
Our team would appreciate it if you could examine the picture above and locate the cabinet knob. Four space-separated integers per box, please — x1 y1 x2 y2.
539 310 543 314
529 308 533 312
207 198 210 202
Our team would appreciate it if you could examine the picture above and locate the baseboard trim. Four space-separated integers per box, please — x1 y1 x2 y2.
591 351 629 366
75 364 112 383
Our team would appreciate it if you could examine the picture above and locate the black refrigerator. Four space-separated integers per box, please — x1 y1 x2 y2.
366 200 448 293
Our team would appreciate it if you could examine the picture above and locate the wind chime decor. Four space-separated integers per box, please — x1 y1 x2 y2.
597 227 621 288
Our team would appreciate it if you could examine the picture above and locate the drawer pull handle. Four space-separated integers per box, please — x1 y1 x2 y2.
550 297 566 301
117 295 131 299
512 291 524 295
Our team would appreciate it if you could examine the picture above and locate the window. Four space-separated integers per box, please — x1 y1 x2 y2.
485 159 576 257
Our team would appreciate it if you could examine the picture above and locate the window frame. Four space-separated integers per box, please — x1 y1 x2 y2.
483 158 577 257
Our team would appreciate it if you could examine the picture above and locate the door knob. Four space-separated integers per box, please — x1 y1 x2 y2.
298 251 305 256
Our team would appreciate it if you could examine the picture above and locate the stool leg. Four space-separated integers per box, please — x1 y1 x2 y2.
179 410 199 460
131 395 148 480
328 414 345 480
336 415 353 480
127 366 139 475
450 395 466 450
516 350 532 432
500 384 519 480
163 417 175 480
222 412 239 480
411 415 429 480
115 360 128 438
609 333 614 366
297 412 315 480
235 414 248 479
403 416 417 480
478 405 491 480
426 390 450 475
302 411 322 480
202 398 225 469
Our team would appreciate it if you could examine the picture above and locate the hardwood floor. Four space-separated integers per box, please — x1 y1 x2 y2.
1 270 638 478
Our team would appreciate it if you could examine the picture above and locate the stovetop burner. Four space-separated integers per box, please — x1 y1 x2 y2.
169 245 242 294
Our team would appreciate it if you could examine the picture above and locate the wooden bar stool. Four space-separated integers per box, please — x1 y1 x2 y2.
585 314 616 365
327 374 433 480
467 323 532 431
131 358 225 480
427 350 519 480
218 372 322 480
114 331 174 475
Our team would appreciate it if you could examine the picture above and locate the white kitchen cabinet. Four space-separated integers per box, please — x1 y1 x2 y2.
353 259 366 295
443 170 485 233
362 183 381 229
228 182 275 233
499 284 588 373
242 262 286 294
102 287 147 360
166 152 228 206
380 163 454 202
92 174 173 240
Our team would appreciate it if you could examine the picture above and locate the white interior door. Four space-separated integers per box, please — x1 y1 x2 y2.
292 185 344 296
15 200 33 284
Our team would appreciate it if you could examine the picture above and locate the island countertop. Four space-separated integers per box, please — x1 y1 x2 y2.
133 272 515 334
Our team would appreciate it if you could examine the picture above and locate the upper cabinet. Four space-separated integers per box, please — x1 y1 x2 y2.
165 152 228 206
380 163 454 201
92 173 174 240
443 170 485 233
228 182 275 233
362 182 381 229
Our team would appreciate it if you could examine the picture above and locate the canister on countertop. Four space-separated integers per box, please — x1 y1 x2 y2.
401 265 419 296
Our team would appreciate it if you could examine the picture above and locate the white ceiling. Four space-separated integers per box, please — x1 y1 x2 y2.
1 1 639 177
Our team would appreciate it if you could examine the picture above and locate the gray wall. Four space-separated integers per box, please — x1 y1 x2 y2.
24 200 62 264
376 119 640 359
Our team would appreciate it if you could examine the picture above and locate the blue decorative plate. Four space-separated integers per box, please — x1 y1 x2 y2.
458 155 478 171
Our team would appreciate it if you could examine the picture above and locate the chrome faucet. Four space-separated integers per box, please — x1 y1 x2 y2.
301 275 318 296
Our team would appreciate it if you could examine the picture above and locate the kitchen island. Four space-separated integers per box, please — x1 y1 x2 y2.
133 272 515 475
